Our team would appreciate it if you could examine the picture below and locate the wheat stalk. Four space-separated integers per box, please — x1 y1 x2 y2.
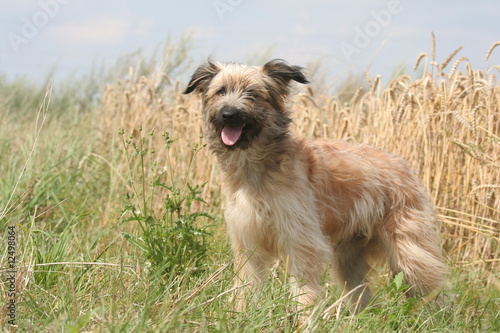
449 56 469 77
351 88 363 106
413 52 427 72
440 45 464 73
431 32 436 63
371 75 381 94
484 41 500 61
452 110 472 130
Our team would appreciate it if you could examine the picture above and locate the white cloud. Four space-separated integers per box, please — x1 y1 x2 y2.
47 17 131 44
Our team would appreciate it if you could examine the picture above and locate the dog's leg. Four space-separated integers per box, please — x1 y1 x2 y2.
286 251 325 307
384 209 447 299
331 236 372 312
230 245 275 312
276 206 332 308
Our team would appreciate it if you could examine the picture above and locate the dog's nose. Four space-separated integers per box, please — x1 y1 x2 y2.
221 107 242 124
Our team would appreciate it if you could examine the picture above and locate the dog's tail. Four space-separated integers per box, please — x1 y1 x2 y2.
385 207 448 299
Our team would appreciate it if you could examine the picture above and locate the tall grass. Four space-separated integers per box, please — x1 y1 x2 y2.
1 37 498 331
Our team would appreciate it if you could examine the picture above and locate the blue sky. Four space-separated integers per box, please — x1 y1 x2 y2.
1 0 499 86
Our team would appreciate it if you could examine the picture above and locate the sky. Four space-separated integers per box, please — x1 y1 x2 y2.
1 0 499 87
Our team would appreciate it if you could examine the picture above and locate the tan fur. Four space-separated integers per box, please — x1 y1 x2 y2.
184 59 447 311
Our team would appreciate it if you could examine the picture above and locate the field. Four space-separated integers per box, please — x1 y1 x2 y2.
1 39 499 332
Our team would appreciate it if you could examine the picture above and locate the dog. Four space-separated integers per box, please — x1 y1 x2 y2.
184 59 447 311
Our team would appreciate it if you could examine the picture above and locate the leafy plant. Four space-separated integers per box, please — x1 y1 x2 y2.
119 128 214 278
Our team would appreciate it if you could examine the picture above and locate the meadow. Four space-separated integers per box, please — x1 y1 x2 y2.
1 38 499 332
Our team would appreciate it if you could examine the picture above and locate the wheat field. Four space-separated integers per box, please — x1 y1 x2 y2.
1 39 499 331
101 44 499 267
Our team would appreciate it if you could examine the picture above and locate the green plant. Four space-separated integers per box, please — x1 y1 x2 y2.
119 128 214 278
367 272 420 330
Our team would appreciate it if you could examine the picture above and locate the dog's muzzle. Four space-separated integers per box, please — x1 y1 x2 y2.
220 107 245 146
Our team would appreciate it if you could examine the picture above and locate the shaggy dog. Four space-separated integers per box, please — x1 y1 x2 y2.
184 59 446 311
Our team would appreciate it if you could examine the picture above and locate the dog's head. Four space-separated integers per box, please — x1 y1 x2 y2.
184 59 309 152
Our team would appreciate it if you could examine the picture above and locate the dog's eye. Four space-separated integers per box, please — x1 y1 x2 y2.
217 87 226 96
245 90 257 100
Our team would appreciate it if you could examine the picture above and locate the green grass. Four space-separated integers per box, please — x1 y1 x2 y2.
1 101 498 332
1 39 499 331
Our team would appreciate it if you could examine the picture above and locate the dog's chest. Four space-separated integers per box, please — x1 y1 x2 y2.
225 186 277 228
224 179 321 245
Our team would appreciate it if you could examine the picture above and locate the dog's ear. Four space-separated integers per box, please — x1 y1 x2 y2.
184 62 221 94
262 59 309 86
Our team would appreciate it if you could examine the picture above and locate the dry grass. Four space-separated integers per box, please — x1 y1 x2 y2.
100 47 499 276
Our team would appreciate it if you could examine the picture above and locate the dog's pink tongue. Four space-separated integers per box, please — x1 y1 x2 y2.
221 125 243 146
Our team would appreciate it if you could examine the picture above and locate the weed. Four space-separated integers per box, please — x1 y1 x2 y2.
119 127 214 279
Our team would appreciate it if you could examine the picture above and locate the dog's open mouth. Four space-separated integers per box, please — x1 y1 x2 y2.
221 124 245 146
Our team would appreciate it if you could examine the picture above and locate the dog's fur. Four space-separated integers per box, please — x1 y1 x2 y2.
184 59 447 310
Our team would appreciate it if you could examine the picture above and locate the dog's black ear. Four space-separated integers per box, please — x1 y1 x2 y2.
184 62 221 94
262 59 309 85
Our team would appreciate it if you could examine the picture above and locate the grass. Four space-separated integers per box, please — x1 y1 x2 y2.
0 36 499 332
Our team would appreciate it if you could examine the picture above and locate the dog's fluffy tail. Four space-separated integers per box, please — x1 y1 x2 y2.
385 207 448 297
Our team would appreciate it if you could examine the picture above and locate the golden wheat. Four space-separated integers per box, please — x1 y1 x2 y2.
449 56 469 77
484 41 500 61
440 45 464 73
